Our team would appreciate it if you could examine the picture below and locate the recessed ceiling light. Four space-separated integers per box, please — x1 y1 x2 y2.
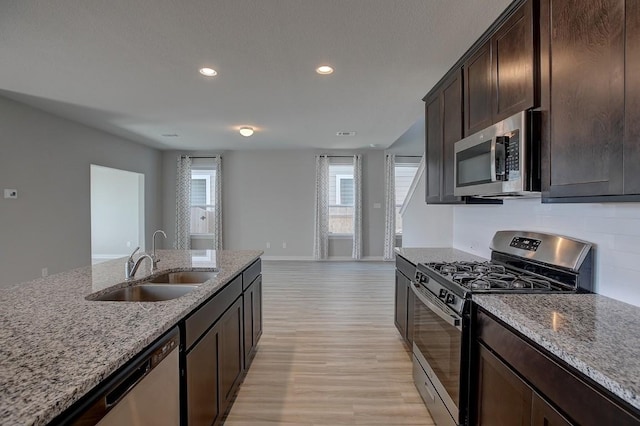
239 127 254 137
199 67 217 77
316 65 334 75
162 133 179 137
337 131 356 136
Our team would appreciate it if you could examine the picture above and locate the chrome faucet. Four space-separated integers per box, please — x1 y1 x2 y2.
125 247 154 280
152 230 167 270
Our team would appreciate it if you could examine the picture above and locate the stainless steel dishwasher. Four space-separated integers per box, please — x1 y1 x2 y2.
71 327 180 425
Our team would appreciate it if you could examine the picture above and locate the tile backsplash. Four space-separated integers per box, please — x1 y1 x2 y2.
453 198 640 307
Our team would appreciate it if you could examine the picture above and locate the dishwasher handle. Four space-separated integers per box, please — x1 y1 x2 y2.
105 359 151 408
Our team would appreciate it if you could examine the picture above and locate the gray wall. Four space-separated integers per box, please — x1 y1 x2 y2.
162 149 387 259
0 96 163 287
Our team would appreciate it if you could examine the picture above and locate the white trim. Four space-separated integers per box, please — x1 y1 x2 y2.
261 255 315 261
92 254 127 260
328 234 353 239
399 155 425 216
190 233 215 240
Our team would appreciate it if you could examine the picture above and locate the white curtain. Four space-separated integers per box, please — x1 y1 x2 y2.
175 156 192 249
352 154 362 260
213 156 223 250
383 154 396 261
313 155 330 260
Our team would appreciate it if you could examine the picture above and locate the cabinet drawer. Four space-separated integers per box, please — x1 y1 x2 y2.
242 259 261 290
185 275 242 350
396 255 415 280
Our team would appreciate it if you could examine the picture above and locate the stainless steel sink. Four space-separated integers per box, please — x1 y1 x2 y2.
147 271 219 284
92 284 199 302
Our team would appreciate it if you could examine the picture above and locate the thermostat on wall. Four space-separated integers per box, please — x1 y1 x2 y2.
4 189 18 199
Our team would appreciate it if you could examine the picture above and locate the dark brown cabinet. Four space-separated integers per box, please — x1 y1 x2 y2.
476 345 532 425
540 0 626 199
624 0 640 194
464 0 536 137
425 70 464 204
472 307 640 426
464 42 493 136
394 255 415 347
492 0 536 122
183 260 263 426
186 317 220 426
218 298 244 418
425 93 442 204
243 275 262 369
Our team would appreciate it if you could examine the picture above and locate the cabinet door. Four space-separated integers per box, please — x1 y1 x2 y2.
531 392 572 426
394 270 408 341
425 94 442 203
187 325 219 426
406 281 415 347
218 298 243 417
476 345 532 426
243 276 263 368
543 0 625 198
464 41 493 136
624 0 640 194
441 70 464 203
492 0 535 121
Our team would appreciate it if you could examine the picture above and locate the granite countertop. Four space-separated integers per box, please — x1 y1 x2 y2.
474 293 640 411
0 249 262 426
394 247 487 265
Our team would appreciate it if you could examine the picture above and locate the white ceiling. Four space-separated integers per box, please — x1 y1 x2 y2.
0 0 511 151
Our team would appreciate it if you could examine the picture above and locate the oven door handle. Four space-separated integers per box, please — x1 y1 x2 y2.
412 284 462 331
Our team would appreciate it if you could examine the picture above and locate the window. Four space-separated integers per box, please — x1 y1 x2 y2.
395 160 420 234
329 162 355 234
190 163 217 236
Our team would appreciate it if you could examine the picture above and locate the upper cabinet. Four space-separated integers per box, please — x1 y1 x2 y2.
464 0 537 136
540 0 627 199
464 42 493 135
425 70 464 204
624 1 640 194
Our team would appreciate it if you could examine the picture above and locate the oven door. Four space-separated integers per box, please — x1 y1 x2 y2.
412 284 462 426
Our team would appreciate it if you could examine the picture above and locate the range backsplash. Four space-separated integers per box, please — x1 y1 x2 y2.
453 198 640 307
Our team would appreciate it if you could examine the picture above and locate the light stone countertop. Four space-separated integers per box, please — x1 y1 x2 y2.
394 247 487 266
0 249 262 426
474 294 640 412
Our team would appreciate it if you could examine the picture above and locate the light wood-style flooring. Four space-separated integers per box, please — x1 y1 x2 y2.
224 261 434 425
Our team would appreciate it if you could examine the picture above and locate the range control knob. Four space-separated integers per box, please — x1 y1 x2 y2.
446 294 456 305
438 289 448 299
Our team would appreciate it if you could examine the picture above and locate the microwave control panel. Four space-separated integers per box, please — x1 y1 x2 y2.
505 129 520 181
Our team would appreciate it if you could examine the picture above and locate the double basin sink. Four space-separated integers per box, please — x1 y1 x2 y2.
91 271 219 302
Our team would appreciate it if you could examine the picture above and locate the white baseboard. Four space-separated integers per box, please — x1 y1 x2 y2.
262 256 385 262
261 255 315 261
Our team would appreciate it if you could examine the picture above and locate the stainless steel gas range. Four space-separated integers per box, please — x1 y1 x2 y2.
411 231 594 426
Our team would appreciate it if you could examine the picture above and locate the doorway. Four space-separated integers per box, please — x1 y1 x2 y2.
90 165 145 264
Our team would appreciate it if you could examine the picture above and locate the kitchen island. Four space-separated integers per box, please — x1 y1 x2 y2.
0 249 262 425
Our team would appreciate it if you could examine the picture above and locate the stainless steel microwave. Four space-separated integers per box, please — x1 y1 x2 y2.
454 110 540 198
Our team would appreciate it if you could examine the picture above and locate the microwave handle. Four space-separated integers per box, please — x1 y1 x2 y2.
490 137 497 182
491 137 507 182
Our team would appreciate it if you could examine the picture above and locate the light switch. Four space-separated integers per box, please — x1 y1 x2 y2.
373 203 381 209
4 189 17 199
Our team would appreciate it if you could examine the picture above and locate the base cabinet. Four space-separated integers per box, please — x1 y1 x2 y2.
394 255 415 347
472 307 640 426
184 259 263 426
243 275 263 369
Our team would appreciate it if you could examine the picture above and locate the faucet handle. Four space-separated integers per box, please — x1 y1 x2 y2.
128 246 140 259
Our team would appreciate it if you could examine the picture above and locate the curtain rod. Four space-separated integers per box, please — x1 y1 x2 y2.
181 155 219 159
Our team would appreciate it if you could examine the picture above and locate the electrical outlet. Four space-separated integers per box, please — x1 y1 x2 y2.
282 241 287 249
4 189 18 199
266 242 271 249
41 267 48 277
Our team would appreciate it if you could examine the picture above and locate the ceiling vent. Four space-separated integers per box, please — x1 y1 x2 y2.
336 131 357 136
